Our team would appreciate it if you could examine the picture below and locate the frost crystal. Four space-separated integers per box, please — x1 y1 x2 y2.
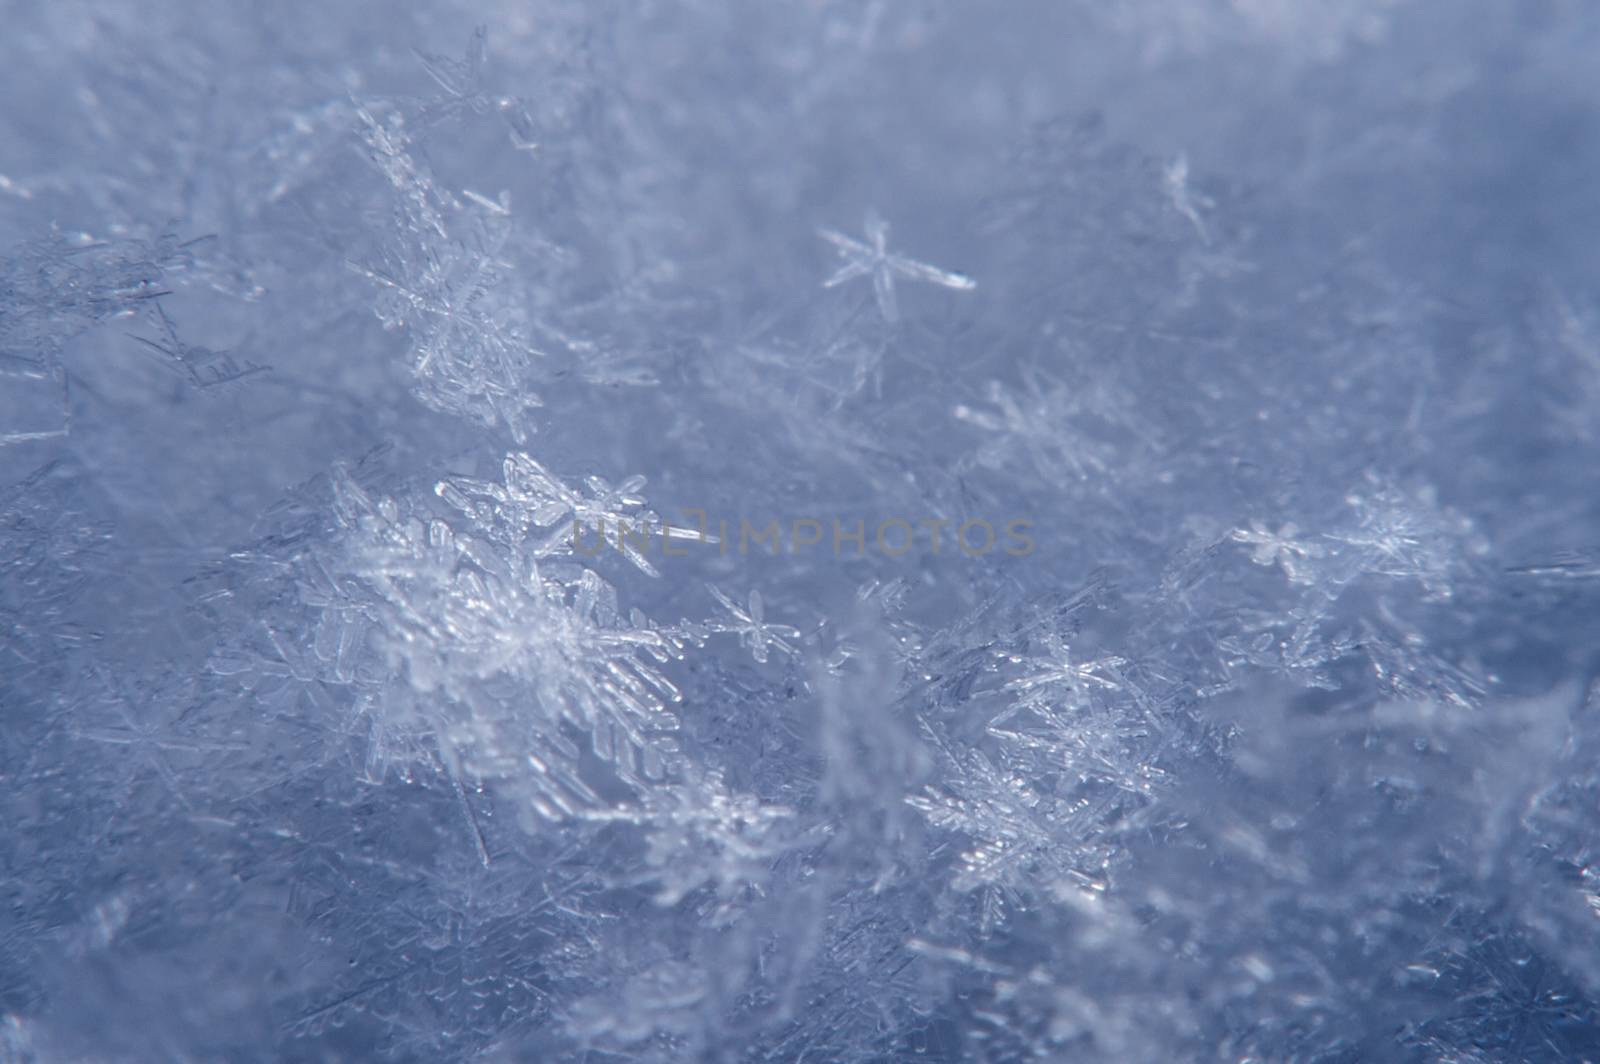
1230 519 1325 583
704 584 801 664
819 210 975 322
4 4 1598 1062
352 106 544 441
999 632 1126 706
131 304 270 390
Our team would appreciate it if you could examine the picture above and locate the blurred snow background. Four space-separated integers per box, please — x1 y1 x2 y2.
4 1 1600 1060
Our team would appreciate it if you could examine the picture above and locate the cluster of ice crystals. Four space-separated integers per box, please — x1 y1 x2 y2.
4 1 1600 1061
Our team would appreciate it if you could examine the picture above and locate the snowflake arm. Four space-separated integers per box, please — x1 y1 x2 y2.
817 229 876 287
887 251 976 291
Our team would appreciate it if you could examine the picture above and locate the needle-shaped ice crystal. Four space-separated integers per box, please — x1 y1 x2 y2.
818 210 975 322
1508 548 1600 580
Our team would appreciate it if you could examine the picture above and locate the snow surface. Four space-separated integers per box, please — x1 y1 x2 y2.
4 2 1600 1060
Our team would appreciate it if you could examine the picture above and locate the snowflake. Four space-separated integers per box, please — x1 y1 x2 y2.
952 370 1118 483
1230 520 1325 584
0 461 109 674
69 669 248 809
985 697 1167 799
1324 474 1483 597
0 231 188 380
705 585 801 664
1216 606 1356 690
318 465 703 815
437 452 691 576
352 106 543 442
412 27 540 150
908 747 1113 898
998 632 1126 707
579 768 797 906
130 304 270 390
818 209 975 322
1411 935 1600 1062
1329 502 1430 578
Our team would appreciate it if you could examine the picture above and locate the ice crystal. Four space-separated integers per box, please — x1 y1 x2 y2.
908 744 1114 900
412 27 539 150
1229 519 1325 584
4 3 1599 1061
819 210 975 323
0 461 108 675
130 304 270 391
435 451 690 574
998 632 1127 706
352 107 544 441
581 767 798 906
704 585 801 664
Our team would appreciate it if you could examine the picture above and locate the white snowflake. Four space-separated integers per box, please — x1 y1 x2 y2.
818 209 975 322
705 585 801 664
999 632 1127 707
1230 520 1325 584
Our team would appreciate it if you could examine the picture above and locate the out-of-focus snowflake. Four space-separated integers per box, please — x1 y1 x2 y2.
352 107 544 442
908 744 1117 901
1325 474 1485 599
1217 605 1356 690
818 209 975 323
130 303 270 391
1357 621 1491 710
1162 153 1212 243
1106 0 1410 64
1230 519 1325 584
908 935 1196 1062
1534 289 1600 442
953 369 1120 484
565 958 709 1054
1507 548 1600 582
581 767 798 906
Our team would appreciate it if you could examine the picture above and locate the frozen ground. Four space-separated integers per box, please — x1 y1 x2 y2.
4 2 1600 1060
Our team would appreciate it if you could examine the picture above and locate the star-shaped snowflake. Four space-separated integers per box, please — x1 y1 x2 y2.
818 210 975 322
705 585 801 664
999 633 1126 706
1230 520 1324 583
